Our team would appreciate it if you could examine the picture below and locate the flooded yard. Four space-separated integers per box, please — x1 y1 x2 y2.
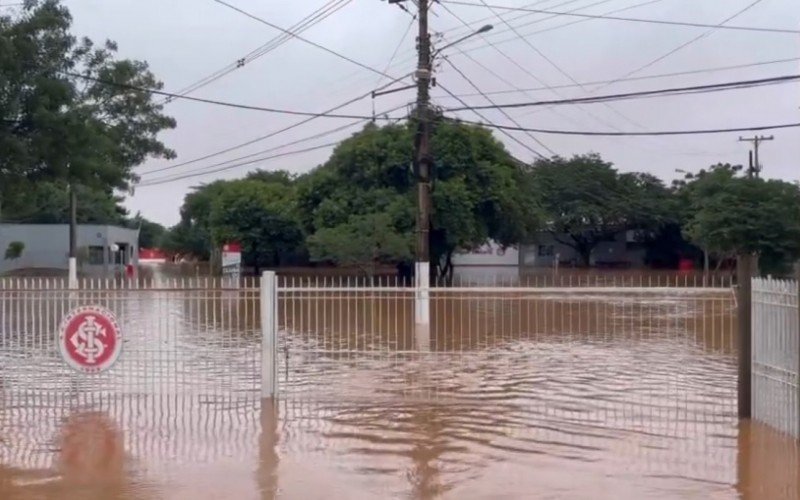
0 267 798 499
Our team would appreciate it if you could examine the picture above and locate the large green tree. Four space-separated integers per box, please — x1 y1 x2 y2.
208 179 304 272
163 171 304 268
680 164 800 274
529 154 674 266
1 0 175 214
0 181 127 224
296 121 542 279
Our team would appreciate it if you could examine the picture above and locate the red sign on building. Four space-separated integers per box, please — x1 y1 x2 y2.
58 306 123 374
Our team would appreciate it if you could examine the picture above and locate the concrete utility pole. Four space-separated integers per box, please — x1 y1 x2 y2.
385 1 490 340
388 0 432 335
738 135 773 178
414 0 433 289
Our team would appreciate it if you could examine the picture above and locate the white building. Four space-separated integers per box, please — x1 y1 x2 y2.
0 224 139 276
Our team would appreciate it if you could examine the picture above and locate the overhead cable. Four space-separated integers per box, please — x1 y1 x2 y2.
442 74 800 111
454 119 800 136
440 0 799 34
139 72 412 172
168 0 352 101
442 58 554 157
442 57 800 98
437 83 548 159
137 141 341 187
139 102 410 177
62 71 402 120
213 0 392 79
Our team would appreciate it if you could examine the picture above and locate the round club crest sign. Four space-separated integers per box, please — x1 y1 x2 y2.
58 306 122 374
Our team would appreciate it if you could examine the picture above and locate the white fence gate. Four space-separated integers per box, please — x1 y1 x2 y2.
752 277 800 438
0 277 263 397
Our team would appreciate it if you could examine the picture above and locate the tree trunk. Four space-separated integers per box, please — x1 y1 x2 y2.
578 246 592 267
441 250 454 287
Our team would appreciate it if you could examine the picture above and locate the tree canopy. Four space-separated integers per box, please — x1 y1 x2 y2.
679 164 800 274
528 154 674 266
295 121 542 279
1 0 174 225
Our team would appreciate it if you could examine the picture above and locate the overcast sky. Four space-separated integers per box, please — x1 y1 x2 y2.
43 0 800 225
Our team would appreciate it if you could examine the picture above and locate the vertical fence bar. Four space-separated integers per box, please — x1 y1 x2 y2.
738 254 754 419
261 271 278 399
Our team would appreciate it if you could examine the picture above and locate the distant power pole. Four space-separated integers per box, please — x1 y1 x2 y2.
738 135 773 178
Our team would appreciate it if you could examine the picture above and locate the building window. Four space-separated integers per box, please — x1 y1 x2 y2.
538 245 554 257
87 246 105 265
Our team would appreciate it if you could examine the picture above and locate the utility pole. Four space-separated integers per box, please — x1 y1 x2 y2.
735 135 771 417
411 0 433 342
415 0 432 286
738 135 773 178
387 0 432 340
384 1 489 339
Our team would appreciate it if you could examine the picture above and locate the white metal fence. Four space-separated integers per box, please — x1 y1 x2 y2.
0 272 747 479
1 275 738 414
275 276 738 425
752 277 800 438
0 277 263 397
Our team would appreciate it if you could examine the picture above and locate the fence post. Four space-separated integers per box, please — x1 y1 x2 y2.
68 257 78 289
737 254 754 419
415 262 431 351
796 262 800 436
261 271 278 399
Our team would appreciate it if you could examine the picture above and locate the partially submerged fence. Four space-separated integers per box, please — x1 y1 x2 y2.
272 276 738 428
752 277 800 438
0 277 263 397
0 272 749 477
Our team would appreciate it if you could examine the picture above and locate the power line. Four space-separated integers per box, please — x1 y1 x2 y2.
61 70 400 120
442 74 800 111
375 14 417 88
456 0 652 134
450 0 666 63
139 102 410 177
168 0 352 101
137 141 341 187
440 0 799 34
142 72 411 172
213 0 392 79
436 2 614 135
440 57 800 98
593 0 769 92
328 0 604 99
437 83 547 159
442 57 554 157
454 119 800 136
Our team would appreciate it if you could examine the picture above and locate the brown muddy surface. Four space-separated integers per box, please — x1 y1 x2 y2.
0 265 797 499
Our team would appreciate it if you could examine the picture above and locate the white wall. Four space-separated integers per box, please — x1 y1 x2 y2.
452 241 519 267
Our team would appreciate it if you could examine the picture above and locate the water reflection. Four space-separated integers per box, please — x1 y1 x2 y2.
0 406 138 500
0 393 798 499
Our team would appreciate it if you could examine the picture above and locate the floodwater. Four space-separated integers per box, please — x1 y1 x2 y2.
0 265 798 499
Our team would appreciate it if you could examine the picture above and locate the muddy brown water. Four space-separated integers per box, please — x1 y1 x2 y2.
0 265 798 499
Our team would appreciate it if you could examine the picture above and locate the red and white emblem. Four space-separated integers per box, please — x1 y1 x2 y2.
58 306 123 374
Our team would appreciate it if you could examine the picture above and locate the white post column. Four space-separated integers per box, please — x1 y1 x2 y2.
415 262 430 351
68 257 78 290
261 271 278 399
